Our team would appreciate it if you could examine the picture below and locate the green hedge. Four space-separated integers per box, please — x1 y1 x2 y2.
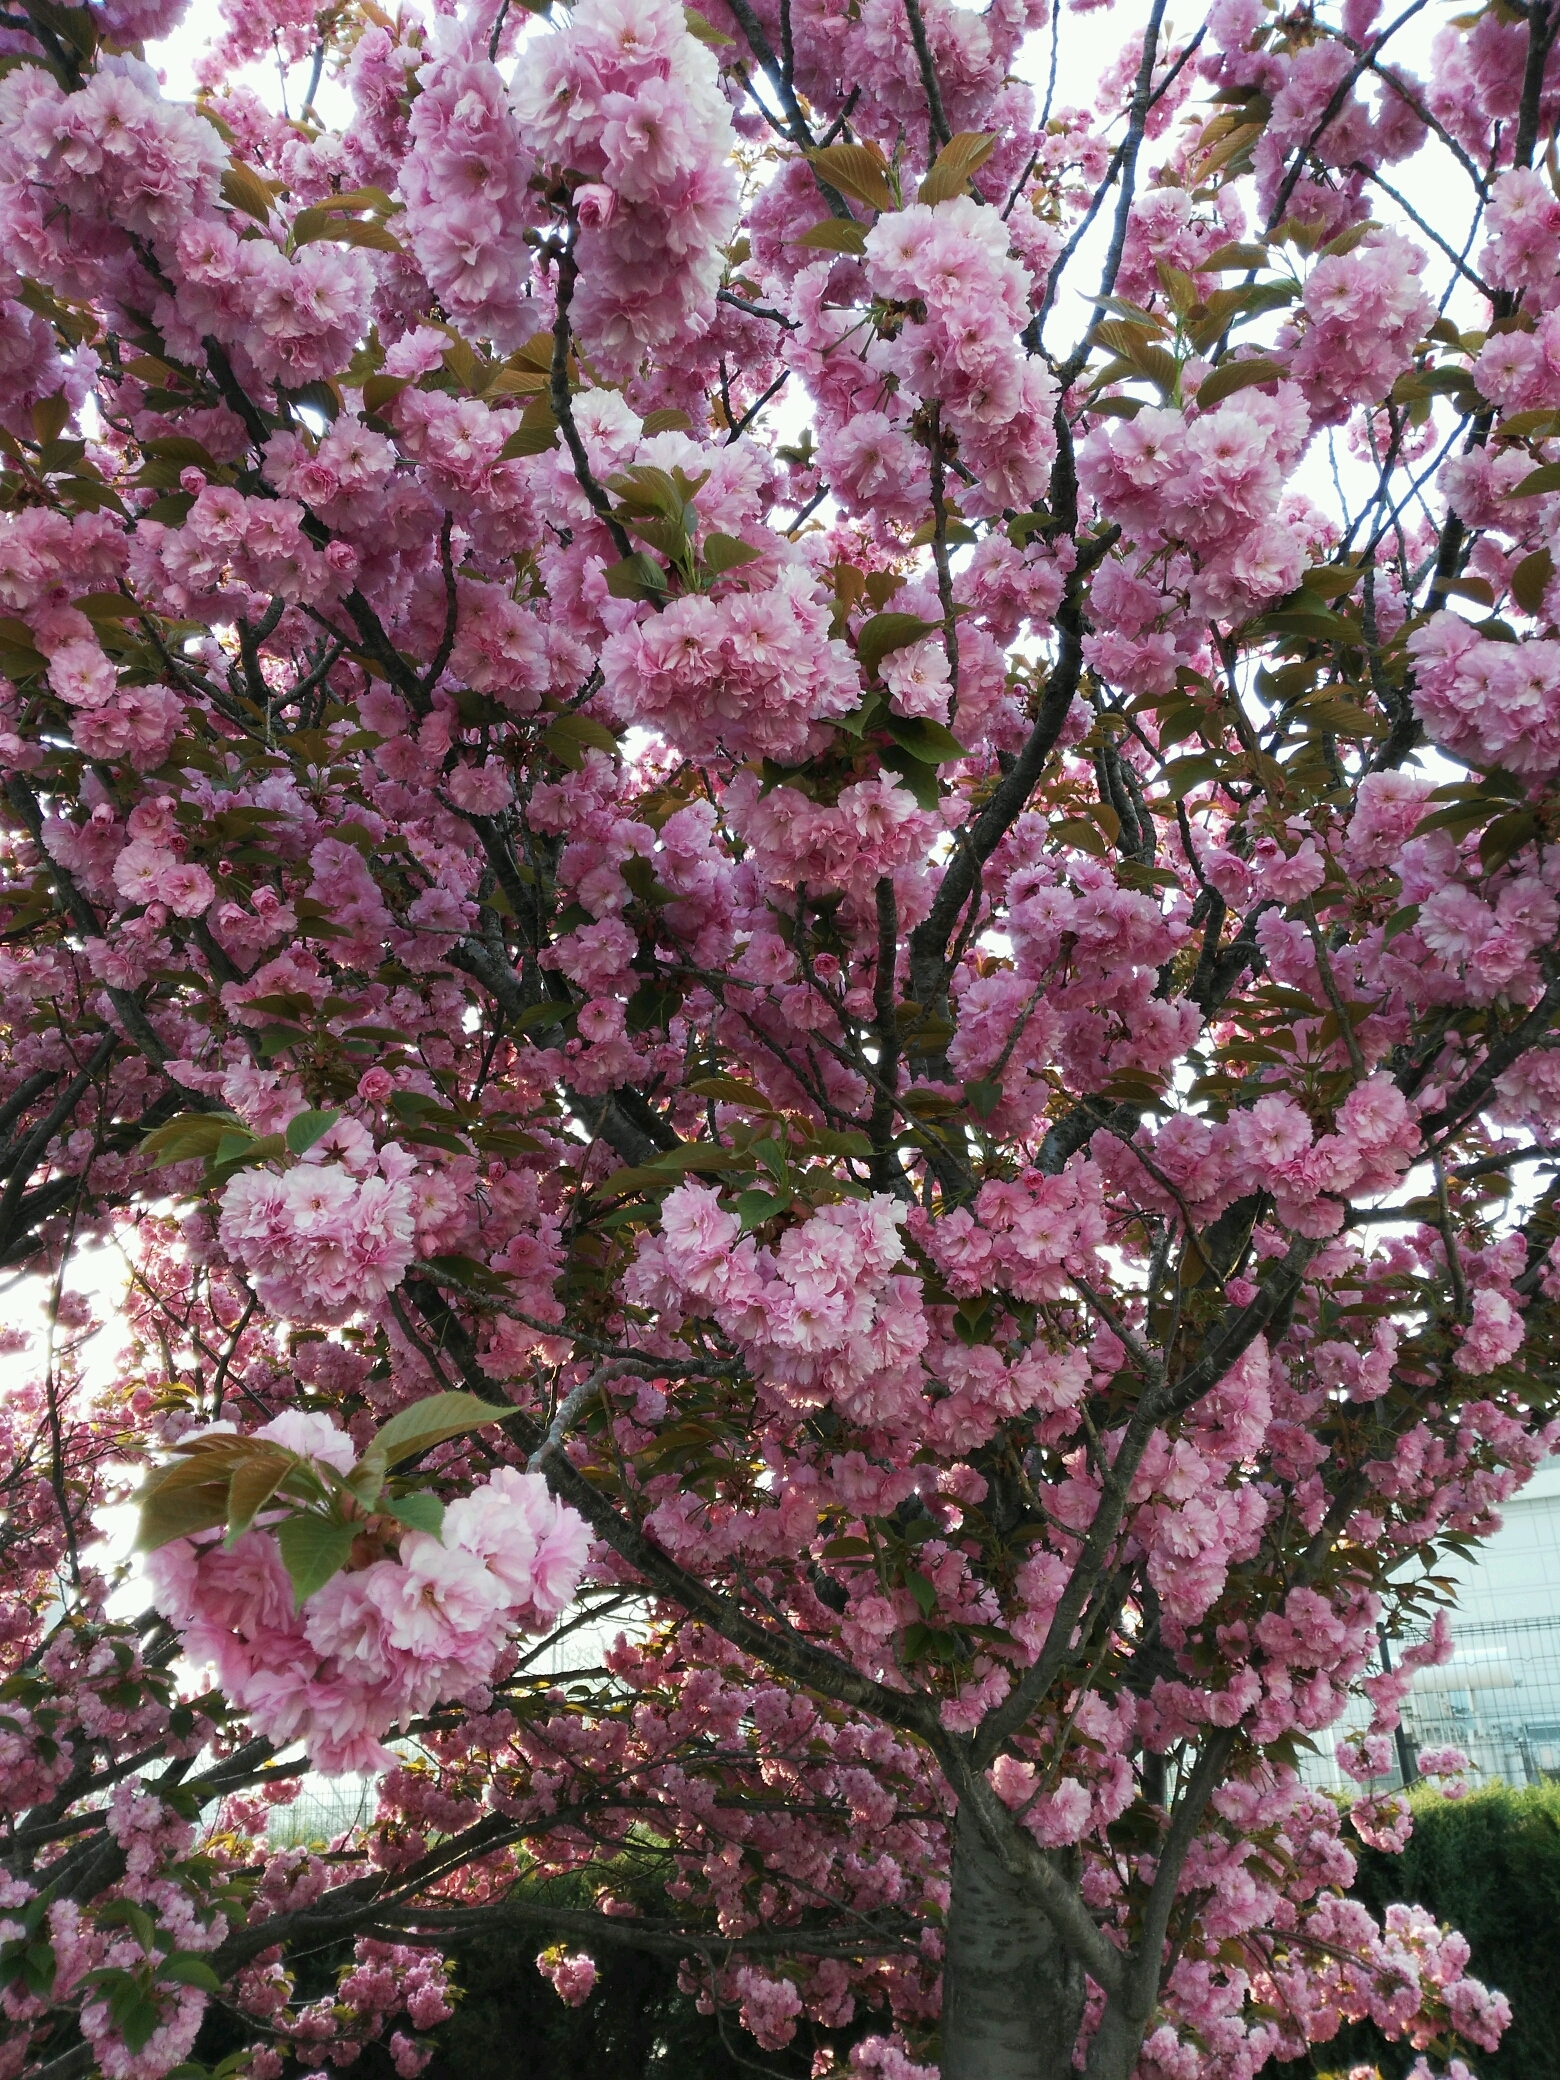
422 1930 749 2080
1337 1781 1560 2080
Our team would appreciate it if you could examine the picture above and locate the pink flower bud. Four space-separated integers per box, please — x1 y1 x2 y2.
574 183 616 230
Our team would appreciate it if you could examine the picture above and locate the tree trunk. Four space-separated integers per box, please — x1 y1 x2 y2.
940 1806 1087 2080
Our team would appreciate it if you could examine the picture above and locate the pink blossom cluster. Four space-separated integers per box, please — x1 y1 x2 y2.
1408 610 1560 777
600 565 862 762
219 1149 418 1324
1285 230 1434 422
162 214 374 391
1079 387 1314 620
919 1161 1108 1304
733 1966 804 2049
627 1181 930 1432
401 30 539 354
0 61 224 277
1264 1899 1510 2062
234 1935 455 2077
80 1982 206 2080
44 1787 229 2080
511 0 740 372
862 198 1059 515
0 278 74 440
988 1691 1139 1847
728 772 942 918
537 1950 598 2006
128 481 342 620
1095 1076 1422 1240
147 1413 590 1772
1481 166 1560 304
996 841 1199 1093
2 0 1559 2071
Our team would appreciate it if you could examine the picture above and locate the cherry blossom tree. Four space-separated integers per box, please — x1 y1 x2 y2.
2 0 1560 2074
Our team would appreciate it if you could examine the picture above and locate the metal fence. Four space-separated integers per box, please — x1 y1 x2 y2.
1300 1615 1560 1793
265 1772 378 1845
1397 1613 1560 1786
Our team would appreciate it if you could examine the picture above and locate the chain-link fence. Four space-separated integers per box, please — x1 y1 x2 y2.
1398 1614 1560 1786
265 1772 377 1846
1300 1614 1560 1793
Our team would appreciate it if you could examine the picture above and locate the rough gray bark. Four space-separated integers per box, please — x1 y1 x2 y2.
941 1807 1088 2080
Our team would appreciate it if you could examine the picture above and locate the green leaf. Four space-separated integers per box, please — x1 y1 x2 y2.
684 5 735 41
109 1974 164 2054
222 160 277 223
73 591 141 622
97 1900 158 1951
371 1390 509 1470
687 1074 774 1108
209 1130 286 1177
276 1515 356 1607
805 143 896 214
497 399 559 459
139 434 217 469
879 746 941 810
137 1441 263 1550
498 423 561 460
212 1129 254 1168
735 1187 785 1233
964 1078 1002 1120
703 532 763 574
597 1143 747 1196
607 464 694 521
794 218 868 254
143 491 197 525
296 215 403 254
224 1448 293 1546
285 1107 340 1156
1194 356 1288 410
420 1250 516 1293
22 1942 55 1997
1494 406 1560 438
907 515 978 548
904 1568 939 1615
1509 462 1560 498
857 612 941 681
625 979 683 1033
602 552 667 603
383 1491 446 1537
141 1111 247 1167
362 372 411 417
918 131 997 206
834 691 885 740
160 1955 222 1993
884 714 965 764
1160 754 1221 800
1481 807 1542 872
1201 241 1270 270
544 712 620 768
1300 565 1365 598
1512 547 1554 616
